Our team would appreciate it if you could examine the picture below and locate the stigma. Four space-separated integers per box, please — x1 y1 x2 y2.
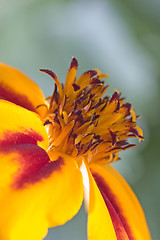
39 58 143 165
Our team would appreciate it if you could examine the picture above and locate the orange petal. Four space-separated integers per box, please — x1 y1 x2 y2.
0 100 83 240
89 163 151 240
0 63 46 117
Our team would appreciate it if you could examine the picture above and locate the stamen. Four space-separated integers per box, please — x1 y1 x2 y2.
40 69 63 99
41 58 143 165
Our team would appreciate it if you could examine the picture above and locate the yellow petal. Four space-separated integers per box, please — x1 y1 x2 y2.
80 160 117 240
0 63 46 117
89 163 151 240
0 99 49 151
0 100 83 240
0 152 83 240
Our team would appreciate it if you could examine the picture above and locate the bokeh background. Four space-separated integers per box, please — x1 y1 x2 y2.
0 0 160 239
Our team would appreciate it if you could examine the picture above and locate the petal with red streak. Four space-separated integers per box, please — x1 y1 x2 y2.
89 163 151 240
80 160 117 240
0 63 46 117
0 100 83 240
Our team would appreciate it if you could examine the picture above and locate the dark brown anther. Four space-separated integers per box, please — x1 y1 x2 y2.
61 113 64 119
91 142 100 151
110 92 119 103
74 101 77 110
71 105 81 116
92 113 100 122
98 139 104 144
109 130 117 145
76 93 86 104
100 101 108 112
54 113 60 125
83 70 97 77
43 120 53 126
122 144 136 150
91 99 102 110
84 140 93 153
94 135 100 140
122 103 132 116
51 84 59 105
90 77 102 85
70 57 78 70
76 113 84 123
101 85 109 94
116 140 128 147
72 83 80 91
129 127 139 137
76 96 82 105
104 96 109 101
72 133 77 140
120 97 125 101
39 69 57 80
127 117 133 123
53 108 58 114
114 100 120 112
89 94 95 101
90 140 99 149
108 146 121 152
76 142 82 155
83 139 99 153
72 109 82 116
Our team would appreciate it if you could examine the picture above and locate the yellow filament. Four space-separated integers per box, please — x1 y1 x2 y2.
51 120 75 147
64 67 77 96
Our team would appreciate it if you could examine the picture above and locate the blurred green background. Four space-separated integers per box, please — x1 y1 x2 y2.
0 0 159 239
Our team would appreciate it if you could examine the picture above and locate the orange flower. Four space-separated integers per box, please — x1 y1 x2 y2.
0 58 151 240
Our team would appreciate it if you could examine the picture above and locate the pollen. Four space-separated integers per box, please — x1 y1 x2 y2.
39 58 143 165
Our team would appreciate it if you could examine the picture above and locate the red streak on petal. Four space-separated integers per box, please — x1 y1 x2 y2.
92 172 135 240
12 145 64 189
100 190 129 240
0 130 43 148
0 83 36 112
0 130 64 189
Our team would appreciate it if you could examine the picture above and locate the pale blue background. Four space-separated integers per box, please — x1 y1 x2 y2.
0 0 160 239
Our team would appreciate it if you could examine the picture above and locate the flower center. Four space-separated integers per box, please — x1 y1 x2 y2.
39 58 143 165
